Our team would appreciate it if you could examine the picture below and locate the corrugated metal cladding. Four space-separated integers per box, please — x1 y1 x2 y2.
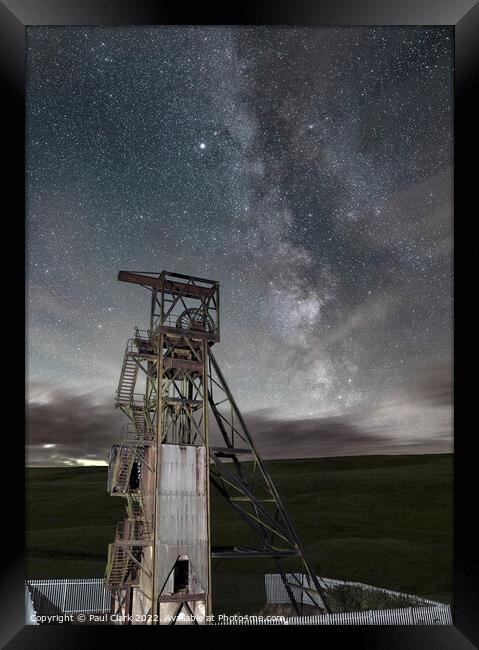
157 444 208 596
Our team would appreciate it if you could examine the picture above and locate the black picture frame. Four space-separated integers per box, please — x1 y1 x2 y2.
2 1 475 647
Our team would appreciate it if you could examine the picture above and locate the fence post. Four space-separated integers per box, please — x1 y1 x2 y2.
62 580 67 614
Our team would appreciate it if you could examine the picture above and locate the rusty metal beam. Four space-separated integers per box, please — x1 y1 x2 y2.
158 593 206 603
211 546 297 559
118 270 216 298
157 325 220 342
210 447 254 457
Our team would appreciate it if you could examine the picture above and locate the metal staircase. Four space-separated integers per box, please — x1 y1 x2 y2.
116 338 152 441
105 520 151 590
106 541 131 589
127 490 147 527
110 445 136 495
106 339 153 593
116 343 139 407
131 404 148 439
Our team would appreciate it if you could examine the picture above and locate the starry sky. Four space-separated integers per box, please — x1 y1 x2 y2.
26 26 453 466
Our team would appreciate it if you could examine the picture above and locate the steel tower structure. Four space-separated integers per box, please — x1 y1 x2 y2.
105 270 329 624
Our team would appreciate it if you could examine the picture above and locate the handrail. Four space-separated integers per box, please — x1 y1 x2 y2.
115 518 151 544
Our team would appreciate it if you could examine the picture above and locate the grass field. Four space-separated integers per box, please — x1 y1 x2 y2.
26 453 453 614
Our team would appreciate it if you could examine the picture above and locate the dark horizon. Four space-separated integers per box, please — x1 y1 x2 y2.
26 451 453 470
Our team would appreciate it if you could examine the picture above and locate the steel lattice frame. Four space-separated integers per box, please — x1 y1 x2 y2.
105 271 330 623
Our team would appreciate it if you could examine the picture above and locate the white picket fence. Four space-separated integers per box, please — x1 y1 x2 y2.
211 605 452 625
284 605 452 625
25 584 38 625
25 575 452 626
263 573 452 625
26 578 112 620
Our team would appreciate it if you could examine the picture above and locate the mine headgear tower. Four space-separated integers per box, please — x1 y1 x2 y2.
105 270 329 624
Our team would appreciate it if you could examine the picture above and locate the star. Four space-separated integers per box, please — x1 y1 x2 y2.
26 25 452 463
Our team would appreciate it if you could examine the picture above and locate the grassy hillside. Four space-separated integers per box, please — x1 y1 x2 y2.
26 466 125 580
26 454 453 613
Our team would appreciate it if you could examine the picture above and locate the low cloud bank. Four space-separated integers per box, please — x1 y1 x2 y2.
26 365 452 466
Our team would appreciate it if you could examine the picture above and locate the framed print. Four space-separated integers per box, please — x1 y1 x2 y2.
1 0 475 647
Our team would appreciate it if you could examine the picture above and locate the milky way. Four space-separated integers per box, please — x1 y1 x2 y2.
26 26 453 465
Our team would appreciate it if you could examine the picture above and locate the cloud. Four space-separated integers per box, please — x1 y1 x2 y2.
26 363 452 467
26 382 124 467
322 291 401 347
244 363 452 458
402 363 452 407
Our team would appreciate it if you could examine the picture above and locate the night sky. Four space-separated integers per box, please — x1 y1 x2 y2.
26 26 453 466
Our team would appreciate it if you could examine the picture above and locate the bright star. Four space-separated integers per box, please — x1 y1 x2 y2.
199 142 206 149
